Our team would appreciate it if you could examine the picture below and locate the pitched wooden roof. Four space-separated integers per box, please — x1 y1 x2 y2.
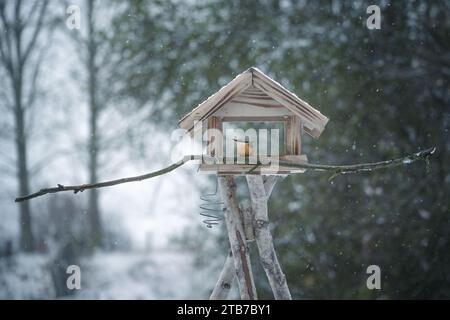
178 67 329 138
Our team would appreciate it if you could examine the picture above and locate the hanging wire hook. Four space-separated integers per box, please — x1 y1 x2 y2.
199 177 224 228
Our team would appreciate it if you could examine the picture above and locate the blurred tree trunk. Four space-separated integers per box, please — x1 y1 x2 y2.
14 60 34 251
0 0 49 251
86 0 102 247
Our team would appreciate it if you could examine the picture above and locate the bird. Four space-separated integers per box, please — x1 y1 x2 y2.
233 138 254 157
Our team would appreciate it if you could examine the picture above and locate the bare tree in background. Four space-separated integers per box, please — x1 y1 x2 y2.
85 0 102 247
66 0 112 247
0 0 49 252
66 0 142 248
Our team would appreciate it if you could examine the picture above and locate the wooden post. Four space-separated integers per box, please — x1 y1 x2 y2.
218 176 257 300
246 175 292 300
210 200 256 300
210 250 235 300
285 116 301 155
240 200 255 242
207 116 223 159
262 175 283 197
211 176 285 300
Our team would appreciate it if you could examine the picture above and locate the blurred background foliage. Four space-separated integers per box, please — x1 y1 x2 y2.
0 0 448 299
111 0 449 299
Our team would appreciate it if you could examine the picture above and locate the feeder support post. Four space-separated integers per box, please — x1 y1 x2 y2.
218 176 258 300
246 175 292 300
210 250 235 300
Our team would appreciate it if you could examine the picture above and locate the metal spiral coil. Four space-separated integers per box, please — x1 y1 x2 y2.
199 179 224 228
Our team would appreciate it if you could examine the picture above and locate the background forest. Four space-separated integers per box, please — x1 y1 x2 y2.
0 0 449 299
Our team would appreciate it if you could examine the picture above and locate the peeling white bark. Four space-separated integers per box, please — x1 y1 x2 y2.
210 200 255 300
218 176 257 300
246 175 292 300
210 250 235 300
263 175 283 197
240 200 255 242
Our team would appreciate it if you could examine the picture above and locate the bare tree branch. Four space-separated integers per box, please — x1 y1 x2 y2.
0 2 14 76
15 155 198 202
24 45 43 110
15 147 436 203
279 147 436 179
13 0 22 69
0 34 11 71
21 0 48 65
0 82 13 111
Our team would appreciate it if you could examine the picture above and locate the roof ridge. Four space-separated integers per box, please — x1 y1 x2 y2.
178 68 329 138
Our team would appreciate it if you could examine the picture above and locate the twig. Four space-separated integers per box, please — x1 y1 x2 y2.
15 155 197 202
15 147 435 203
279 147 436 174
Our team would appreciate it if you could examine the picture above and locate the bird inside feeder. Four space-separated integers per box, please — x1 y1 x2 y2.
233 138 254 157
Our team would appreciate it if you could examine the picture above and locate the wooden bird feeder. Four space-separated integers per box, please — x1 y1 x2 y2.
178 68 330 300
178 67 329 174
14 66 434 300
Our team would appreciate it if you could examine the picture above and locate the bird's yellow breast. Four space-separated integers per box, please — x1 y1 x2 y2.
236 142 253 157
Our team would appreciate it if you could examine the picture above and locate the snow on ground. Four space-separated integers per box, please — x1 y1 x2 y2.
74 249 199 299
0 248 211 299
0 148 215 299
0 254 55 299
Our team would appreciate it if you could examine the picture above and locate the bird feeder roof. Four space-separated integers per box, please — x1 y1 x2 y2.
178 67 329 138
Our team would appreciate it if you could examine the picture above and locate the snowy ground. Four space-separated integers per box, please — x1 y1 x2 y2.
74 250 200 299
0 254 55 299
0 131 218 299
0 248 212 299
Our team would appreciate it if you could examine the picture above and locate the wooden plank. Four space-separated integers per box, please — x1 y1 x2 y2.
217 171 295 175
251 68 328 123
213 101 292 118
253 77 328 138
279 154 308 162
231 87 285 107
255 76 320 122
200 81 251 124
206 116 223 158
199 154 308 174
220 116 288 122
254 80 317 133
179 72 251 130
285 116 301 155
198 164 306 175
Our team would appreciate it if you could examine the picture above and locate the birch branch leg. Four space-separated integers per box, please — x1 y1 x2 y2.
210 250 235 300
210 200 256 300
240 200 255 242
246 175 292 300
210 176 284 300
218 176 257 300
263 175 285 197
